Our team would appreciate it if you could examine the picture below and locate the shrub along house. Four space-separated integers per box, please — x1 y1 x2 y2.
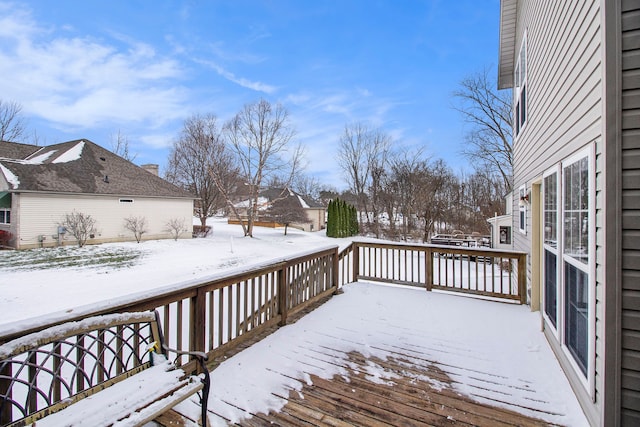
499 0 639 425
0 139 195 249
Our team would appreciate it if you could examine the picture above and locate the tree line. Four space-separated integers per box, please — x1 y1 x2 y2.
328 122 507 242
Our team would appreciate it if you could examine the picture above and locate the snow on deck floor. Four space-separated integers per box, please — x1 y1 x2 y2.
174 281 587 426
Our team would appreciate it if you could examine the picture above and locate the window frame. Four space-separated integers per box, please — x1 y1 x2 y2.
0 208 10 224
541 146 595 395
499 226 512 244
514 31 528 138
542 166 560 333
559 147 595 394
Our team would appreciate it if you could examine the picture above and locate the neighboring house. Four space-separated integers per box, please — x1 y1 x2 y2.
486 192 513 250
0 139 195 249
230 187 326 232
499 1 639 425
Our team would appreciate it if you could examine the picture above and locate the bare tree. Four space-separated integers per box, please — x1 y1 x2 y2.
61 211 97 247
453 68 513 192
0 99 27 142
292 174 322 201
385 149 430 241
336 123 390 233
165 217 188 241
123 215 148 243
110 130 137 162
167 114 238 229
222 99 303 237
318 186 339 207
414 159 454 241
266 196 309 235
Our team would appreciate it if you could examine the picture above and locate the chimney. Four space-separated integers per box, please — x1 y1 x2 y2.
141 164 159 176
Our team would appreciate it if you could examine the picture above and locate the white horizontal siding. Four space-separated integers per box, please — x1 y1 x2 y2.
15 193 193 248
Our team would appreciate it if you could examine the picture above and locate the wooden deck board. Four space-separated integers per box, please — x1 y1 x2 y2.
211 347 555 427
159 287 575 427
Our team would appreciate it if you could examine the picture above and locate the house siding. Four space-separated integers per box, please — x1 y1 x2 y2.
14 193 193 249
621 0 640 424
509 0 604 424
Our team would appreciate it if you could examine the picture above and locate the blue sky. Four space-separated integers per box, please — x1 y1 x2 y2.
0 1 501 189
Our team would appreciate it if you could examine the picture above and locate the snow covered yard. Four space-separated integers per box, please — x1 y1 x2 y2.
0 218 349 328
180 282 588 426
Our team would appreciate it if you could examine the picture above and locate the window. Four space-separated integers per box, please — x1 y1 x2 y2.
514 33 527 137
499 226 512 244
518 185 527 234
0 193 10 224
541 147 593 387
543 171 559 328
0 209 9 224
562 153 591 377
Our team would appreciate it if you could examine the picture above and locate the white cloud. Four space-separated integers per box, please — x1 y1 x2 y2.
194 57 277 94
0 3 189 131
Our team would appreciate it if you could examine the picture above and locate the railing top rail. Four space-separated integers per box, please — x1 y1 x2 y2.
0 244 339 343
351 238 527 257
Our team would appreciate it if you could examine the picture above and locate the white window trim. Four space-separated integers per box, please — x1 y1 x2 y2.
0 208 10 224
542 166 560 337
514 31 528 138
557 146 595 396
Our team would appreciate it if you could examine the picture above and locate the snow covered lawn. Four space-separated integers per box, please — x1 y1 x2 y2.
0 218 350 330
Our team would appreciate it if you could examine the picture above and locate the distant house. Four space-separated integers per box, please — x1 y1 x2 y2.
499 1 639 425
0 139 195 249
230 187 325 232
486 192 513 250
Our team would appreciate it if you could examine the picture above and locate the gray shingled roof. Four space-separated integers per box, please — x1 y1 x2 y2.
259 187 325 209
0 139 194 199
0 141 40 159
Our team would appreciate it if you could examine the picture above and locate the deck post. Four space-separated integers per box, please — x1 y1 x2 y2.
192 288 207 366
332 246 343 294
518 252 527 304
352 243 359 284
278 265 289 326
425 247 433 291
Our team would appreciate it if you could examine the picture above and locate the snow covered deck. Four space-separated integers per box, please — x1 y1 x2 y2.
171 282 587 426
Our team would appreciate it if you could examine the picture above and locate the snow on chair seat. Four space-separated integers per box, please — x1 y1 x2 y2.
0 311 210 427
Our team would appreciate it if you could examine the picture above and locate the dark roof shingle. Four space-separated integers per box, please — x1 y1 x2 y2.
0 139 194 199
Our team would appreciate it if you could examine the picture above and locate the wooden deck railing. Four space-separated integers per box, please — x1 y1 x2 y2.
337 240 527 303
0 246 340 378
1 239 527 399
